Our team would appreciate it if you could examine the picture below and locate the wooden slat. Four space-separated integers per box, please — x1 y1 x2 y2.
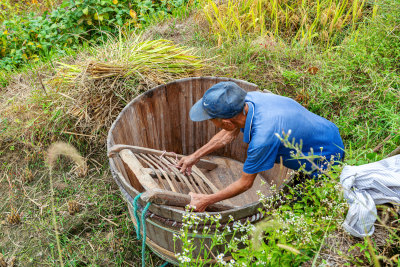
164 156 207 194
147 154 186 194
140 189 235 211
143 167 211 195
157 155 198 193
191 172 213 194
136 153 169 191
108 144 217 171
192 165 219 193
119 149 160 191
188 174 209 194
139 153 178 193
190 171 214 194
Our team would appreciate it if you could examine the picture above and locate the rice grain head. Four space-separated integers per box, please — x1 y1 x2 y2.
46 142 87 177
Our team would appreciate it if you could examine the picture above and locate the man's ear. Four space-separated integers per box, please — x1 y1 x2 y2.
220 119 236 130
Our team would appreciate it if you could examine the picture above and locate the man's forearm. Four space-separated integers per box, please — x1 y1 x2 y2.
200 172 257 208
192 129 239 158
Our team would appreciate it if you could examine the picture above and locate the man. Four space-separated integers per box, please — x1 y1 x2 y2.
177 81 344 212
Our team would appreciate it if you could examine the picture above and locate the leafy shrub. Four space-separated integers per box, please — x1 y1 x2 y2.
176 172 347 266
0 0 191 70
0 0 56 23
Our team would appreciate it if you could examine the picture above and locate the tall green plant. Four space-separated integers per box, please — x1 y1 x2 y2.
201 0 376 48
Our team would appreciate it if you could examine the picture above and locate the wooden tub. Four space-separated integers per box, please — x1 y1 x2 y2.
107 77 292 265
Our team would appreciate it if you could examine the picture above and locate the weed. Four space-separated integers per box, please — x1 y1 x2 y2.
67 200 80 215
6 208 21 225
175 209 254 266
22 167 34 184
0 254 6 267
0 0 61 22
46 142 87 176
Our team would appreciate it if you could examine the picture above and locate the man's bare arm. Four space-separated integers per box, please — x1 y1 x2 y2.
189 171 257 212
177 128 240 174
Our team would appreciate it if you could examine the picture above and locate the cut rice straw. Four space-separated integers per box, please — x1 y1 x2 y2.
54 32 206 83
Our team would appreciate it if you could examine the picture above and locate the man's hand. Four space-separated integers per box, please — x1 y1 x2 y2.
177 154 199 175
189 192 211 212
177 129 240 175
188 172 257 212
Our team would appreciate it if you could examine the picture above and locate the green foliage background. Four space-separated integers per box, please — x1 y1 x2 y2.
0 0 189 70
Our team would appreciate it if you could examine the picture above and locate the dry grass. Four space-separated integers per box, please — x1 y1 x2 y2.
0 254 6 267
6 208 21 225
0 33 209 154
316 206 400 266
46 141 87 177
0 161 161 265
52 32 206 84
67 200 80 215
47 33 207 141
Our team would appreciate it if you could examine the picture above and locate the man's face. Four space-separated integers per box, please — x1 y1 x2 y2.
210 118 236 131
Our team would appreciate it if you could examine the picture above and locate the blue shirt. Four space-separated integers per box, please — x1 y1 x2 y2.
242 92 344 174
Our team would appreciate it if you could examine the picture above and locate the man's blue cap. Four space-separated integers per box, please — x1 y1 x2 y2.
189 82 247 121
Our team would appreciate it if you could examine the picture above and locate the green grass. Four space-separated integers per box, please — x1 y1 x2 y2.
0 159 165 265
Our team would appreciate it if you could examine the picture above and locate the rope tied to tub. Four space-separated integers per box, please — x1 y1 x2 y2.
133 193 169 267
133 193 152 267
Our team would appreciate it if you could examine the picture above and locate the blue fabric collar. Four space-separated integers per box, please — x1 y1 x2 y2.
243 101 255 144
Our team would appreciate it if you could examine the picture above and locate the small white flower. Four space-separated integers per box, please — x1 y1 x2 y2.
216 253 226 265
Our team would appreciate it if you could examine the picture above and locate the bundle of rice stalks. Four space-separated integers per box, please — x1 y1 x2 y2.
46 33 208 139
54 33 205 85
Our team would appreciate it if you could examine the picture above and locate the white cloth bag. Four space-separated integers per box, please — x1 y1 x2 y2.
340 155 400 237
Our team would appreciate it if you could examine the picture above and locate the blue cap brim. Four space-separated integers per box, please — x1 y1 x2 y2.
189 98 213 121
